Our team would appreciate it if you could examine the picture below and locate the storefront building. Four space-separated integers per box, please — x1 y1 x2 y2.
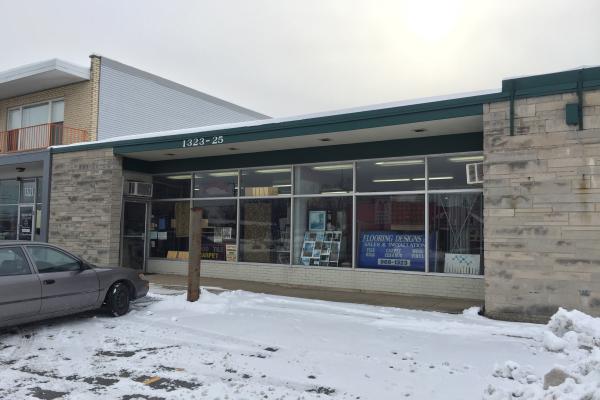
42 65 600 322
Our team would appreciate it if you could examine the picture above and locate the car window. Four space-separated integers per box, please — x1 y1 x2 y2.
0 247 31 276
26 246 80 273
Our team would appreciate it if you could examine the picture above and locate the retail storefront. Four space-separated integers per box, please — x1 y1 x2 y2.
43 65 600 321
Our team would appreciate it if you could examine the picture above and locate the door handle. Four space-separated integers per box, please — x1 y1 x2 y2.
43 279 55 285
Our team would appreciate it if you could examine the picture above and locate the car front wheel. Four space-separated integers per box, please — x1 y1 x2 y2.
106 282 130 317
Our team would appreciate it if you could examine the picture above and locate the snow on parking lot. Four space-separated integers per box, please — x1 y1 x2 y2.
0 286 598 400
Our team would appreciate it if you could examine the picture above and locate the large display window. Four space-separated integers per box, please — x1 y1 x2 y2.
192 199 237 261
240 167 291 196
294 164 353 195
428 192 483 274
356 158 425 192
239 198 290 264
148 152 484 276
149 201 190 259
193 170 238 198
152 175 191 199
356 195 426 271
293 197 352 267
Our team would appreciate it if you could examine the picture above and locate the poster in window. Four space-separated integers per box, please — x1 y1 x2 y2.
358 231 432 271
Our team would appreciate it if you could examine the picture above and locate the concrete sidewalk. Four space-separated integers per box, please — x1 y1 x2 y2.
145 274 483 314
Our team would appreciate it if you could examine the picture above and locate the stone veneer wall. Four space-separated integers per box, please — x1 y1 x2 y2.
484 89 600 322
0 56 100 140
49 149 123 265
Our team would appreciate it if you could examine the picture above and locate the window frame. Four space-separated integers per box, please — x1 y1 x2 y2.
24 245 82 274
6 98 65 130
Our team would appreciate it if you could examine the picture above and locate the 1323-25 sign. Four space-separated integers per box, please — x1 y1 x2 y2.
182 135 224 148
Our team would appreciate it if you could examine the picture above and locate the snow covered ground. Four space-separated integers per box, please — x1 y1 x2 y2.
0 286 598 400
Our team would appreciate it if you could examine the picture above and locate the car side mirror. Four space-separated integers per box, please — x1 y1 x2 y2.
79 261 88 270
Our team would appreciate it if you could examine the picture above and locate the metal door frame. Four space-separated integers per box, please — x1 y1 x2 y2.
120 199 149 271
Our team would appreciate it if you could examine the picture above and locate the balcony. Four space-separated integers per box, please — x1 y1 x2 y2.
0 123 90 154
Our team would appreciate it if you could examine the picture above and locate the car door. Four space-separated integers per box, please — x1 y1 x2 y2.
25 245 100 315
0 246 41 321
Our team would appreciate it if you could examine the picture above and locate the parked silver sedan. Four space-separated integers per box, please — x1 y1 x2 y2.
0 242 149 329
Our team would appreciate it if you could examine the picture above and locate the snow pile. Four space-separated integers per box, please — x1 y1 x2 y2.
484 308 600 400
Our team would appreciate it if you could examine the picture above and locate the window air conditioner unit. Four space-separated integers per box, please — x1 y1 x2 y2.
126 181 153 197
466 162 484 184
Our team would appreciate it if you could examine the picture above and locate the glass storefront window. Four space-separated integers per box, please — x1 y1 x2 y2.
20 180 37 204
356 194 426 271
149 201 190 259
427 154 483 189
192 199 237 261
428 192 483 275
193 170 238 198
152 175 191 199
0 180 19 204
356 158 425 192
294 164 353 195
240 167 291 196
0 205 18 240
239 198 290 264
293 197 352 267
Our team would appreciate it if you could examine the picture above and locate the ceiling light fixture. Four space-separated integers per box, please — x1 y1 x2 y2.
272 184 292 188
166 175 191 180
448 155 484 162
312 164 353 171
209 171 238 177
372 178 411 183
375 160 424 166
320 191 349 195
255 168 291 174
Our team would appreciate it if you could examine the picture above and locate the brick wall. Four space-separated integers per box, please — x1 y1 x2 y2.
484 89 600 322
49 149 123 265
0 56 100 140
147 260 485 300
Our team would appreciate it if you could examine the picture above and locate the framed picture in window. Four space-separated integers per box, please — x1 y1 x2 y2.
309 211 326 231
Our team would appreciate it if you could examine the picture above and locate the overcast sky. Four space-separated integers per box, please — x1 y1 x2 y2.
3 0 600 117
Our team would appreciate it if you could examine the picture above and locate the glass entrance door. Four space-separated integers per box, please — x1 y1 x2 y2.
121 201 147 270
18 205 34 241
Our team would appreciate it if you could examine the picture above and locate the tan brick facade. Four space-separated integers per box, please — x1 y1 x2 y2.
48 148 123 266
483 89 600 322
0 56 100 140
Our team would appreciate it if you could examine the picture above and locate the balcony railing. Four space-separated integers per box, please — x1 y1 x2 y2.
0 123 90 154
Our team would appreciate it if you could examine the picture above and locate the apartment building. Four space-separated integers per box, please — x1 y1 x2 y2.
0 55 266 242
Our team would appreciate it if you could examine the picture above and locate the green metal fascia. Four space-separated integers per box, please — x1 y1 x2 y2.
113 104 484 155
501 66 600 99
122 132 483 174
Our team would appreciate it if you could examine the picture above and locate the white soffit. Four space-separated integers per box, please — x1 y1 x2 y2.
0 59 90 100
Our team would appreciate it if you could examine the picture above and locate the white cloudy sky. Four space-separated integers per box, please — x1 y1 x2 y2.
3 0 599 117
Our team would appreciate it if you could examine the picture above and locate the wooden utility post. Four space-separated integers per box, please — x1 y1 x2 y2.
187 207 207 302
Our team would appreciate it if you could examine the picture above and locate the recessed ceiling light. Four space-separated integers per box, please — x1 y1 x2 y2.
166 175 191 180
413 128 426 133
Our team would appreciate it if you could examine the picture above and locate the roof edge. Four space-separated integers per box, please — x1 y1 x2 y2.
0 58 90 84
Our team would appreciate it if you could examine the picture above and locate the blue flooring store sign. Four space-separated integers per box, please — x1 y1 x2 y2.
358 231 428 271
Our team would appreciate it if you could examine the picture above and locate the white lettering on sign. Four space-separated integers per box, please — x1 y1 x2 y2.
182 136 224 148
